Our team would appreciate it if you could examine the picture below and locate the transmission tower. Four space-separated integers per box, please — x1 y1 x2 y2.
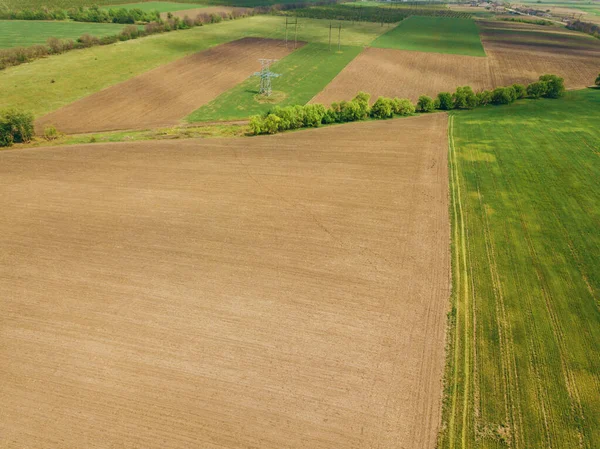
253 59 280 97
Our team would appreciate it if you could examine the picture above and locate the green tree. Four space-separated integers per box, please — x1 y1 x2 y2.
596 73 600 86
302 104 326 127
370 97 394 119
436 92 453 110
417 95 435 113
249 115 263 135
391 98 415 116
539 74 565 98
262 114 281 134
0 109 34 147
476 90 493 106
512 84 527 99
453 86 477 109
492 87 513 105
527 81 548 99
353 92 371 119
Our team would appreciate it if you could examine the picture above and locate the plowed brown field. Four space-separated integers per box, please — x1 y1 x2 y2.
479 20 600 87
312 47 493 104
312 21 600 105
0 115 450 449
35 38 297 134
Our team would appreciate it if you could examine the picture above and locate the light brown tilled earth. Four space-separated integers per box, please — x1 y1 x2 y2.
312 21 600 104
35 38 297 135
0 116 450 449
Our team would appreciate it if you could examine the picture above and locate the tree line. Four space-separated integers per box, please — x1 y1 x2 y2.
0 9 254 71
0 5 160 24
249 75 566 135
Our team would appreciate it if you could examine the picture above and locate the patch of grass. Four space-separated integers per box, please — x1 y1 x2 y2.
6 122 248 149
101 2 207 13
0 16 386 117
371 15 486 56
0 20 129 48
187 43 363 122
440 88 600 449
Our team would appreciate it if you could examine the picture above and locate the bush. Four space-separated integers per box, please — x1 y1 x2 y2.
436 92 453 110
0 109 35 147
249 115 263 135
392 98 415 116
262 114 281 134
43 125 61 141
596 73 600 87
453 86 477 109
527 81 548 99
539 74 565 98
370 97 393 119
353 91 371 119
491 87 513 105
303 104 326 127
417 95 435 113
476 90 493 106
512 84 527 99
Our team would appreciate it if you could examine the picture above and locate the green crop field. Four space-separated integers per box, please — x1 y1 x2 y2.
371 16 486 56
0 20 130 48
188 43 362 122
0 16 386 117
101 2 207 12
440 88 600 449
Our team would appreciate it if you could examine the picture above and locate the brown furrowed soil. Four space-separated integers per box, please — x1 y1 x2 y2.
478 20 600 88
313 21 600 105
0 115 450 449
35 38 297 135
311 47 493 104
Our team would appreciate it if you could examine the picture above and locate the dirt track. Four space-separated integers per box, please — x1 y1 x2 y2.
35 38 296 134
0 116 450 449
312 22 600 104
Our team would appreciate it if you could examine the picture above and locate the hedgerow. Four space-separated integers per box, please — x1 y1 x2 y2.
0 9 255 71
249 75 566 136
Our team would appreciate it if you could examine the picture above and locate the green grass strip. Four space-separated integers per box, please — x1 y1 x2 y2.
371 16 486 57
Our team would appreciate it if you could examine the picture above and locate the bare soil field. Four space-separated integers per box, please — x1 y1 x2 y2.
162 6 251 20
313 21 600 104
35 38 297 135
311 47 493 104
479 20 600 87
0 115 450 449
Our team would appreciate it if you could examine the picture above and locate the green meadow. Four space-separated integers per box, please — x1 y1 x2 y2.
371 16 486 56
440 88 600 449
0 20 130 48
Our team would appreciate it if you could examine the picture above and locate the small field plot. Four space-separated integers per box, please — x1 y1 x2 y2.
102 2 207 12
440 89 600 449
188 43 362 122
311 47 492 104
0 115 450 449
480 20 600 88
0 20 128 48
36 38 297 134
371 16 486 56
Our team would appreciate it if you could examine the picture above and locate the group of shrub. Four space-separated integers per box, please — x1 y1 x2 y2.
250 75 566 136
0 9 254 71
0 6 160 24
0 110 34 148
567 19 600 40
415 75 566 113
249 92 415 135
